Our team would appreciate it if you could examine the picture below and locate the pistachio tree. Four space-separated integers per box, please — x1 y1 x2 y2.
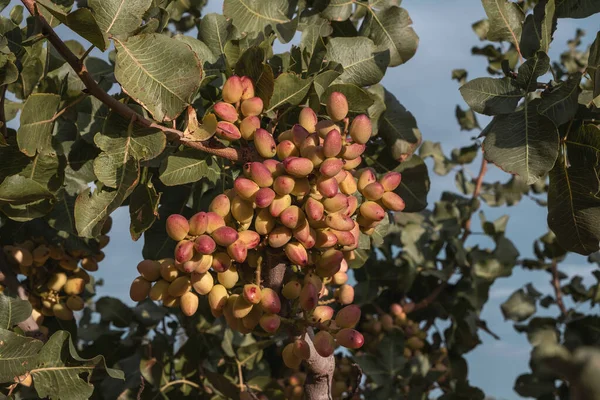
0 0 599 399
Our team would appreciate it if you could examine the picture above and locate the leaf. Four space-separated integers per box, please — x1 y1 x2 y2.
0 175 54 205
96 297 134 328
482 102 559 184
538 73 582 126
0 293 33 329
393 155 430 212
75 158 139 238
358 6 419 67
355 331 405 389
0 328 43 382
321 0 353 21
481 0 525 48
267 73 313 112
516 52 550 92
113 33 202 122
17 93 61 157
459 77 524 115
321 84 374 114
555 0 600 18
520 0 556 59
46 190 78 234
129 180 161 241
197 13 231 64
159 149 221 186
37 0 106 50
234 47 275 108
88 0 151 37
174 34 218 65
223 0 289 36
501 288 536 322
588 32 600 99
30 330 123 400
93 109 165 188
548 142 600 255
326 37 389 87
378 89 422 162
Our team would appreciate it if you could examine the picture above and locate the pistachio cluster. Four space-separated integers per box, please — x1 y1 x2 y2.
1 219 111 328
130 76 406 365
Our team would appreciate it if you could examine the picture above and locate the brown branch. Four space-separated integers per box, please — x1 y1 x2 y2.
0 85 7 138
461 154 488 242
303 328 335 400
19 0 247 163
0 252 46 342
408 282 448 314
551 258 568 317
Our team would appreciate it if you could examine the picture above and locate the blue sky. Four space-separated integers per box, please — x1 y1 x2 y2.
3 0 600 398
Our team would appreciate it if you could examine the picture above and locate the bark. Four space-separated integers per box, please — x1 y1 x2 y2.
261 251 335 400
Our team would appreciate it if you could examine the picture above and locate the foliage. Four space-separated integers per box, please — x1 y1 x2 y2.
0 0 598 399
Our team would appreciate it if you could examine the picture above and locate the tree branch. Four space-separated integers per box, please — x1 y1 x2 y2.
0 252 46 341
303 328 335 400
0 85 7 138
19 0 248 163
408 282 448 314
461 154 488 242
551 258 568 317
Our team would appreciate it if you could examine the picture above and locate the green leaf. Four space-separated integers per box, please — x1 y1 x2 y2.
223 0 289 36
30 330 123 400
321 0 353 21
93 109 165 188
482 102 559 184
312 68 343 99
88 0 151 38
129 180 161 241
0 293 33 329
0 175 54 205
355 331 405 389
267 73 313 112
159 149 221 186
358 6 419 67
174 34 218 65
548 135 600 255
394 155 429 212
0 54 18 86
588 32 600 99
321 83 374 114
37 0 107 51
555 0 600 18
516 52 550 92
378 89 422 162
17 93 61 157
197 13 231 64
459 77 524 115
113 33 202 122
501 288 536 322
538 73 582 126
481 0 524 47
0 328 43 382
95 297 133 328
326 37 389 87
520 0 556 59
234 47 275 108
75 158 139 238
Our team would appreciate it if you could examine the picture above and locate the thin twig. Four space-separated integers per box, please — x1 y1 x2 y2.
236 359 244 391
409 282 448 314
0 85 7 138
159 379 201 392
551 258 568 317
461 154 488 242
18 0 249 163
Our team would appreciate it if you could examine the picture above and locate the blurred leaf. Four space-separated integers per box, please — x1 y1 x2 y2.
501 288 536 322
455 106 480 131
355 331 405 389
96 297 134 328
114 33 202 122
482 102 558 184
394 155 429 212
472 19 489 40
